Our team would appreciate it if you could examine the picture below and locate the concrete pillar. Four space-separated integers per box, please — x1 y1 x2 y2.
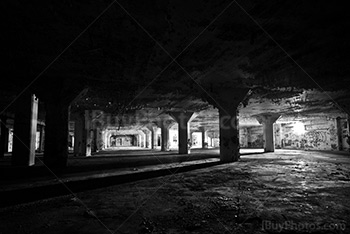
73 112 86 156
0 116 9 158
169 112 197 154
100 130 106 149
255 113 281 152
143 130 150 148
95 128 102 151
105 131 110 148
138 132 145 148
106 131 110 148
139 133 143 147
205 87 250 162
207 135 212 147
139 134 142 147
274 123 283 149
147 132 151 148
43 101 69 168
142 131 146 148
12 93 38 166
159 120 172 151
37 124 45 153
199 127 208 149
207 131 213 147
219 109 240 162
150 130 155 149
190 131 194 145
85 110 92 156
91 128 97 153
38 80 86 168
146 125 157 149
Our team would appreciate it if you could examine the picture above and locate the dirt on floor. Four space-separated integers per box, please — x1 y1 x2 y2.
0 150 349 234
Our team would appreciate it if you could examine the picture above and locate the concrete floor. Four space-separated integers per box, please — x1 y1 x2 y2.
0 148 260 195
0 149 349 233
0 148 264 180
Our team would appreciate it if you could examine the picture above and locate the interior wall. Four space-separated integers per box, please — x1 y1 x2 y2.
241 116 349 151
339 118 349 151
244 126 263 148
280 118 338 150
169 129 178 148
207 131 219 148
111 135 135 147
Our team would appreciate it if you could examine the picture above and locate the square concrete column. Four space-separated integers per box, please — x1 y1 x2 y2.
0 116 9 158
12 93 38 166
150 129 155 149
142 130 150 148
40 80 87 169
255 113 281 152
207 135 212 147
218 108 240 162
139 134 142 147
274 123 283 149
95 128 102 152
101 130 106 149
190 131 194 145
169 112 197 154
146 125 157 149
159 120 173 151
85 110 92 156
37 124 45 153
141 131 146 148
199 127 208 149
146 132 150 148
43 101 69 168
138 131 146 148
92 128 98 153
73 112 86 156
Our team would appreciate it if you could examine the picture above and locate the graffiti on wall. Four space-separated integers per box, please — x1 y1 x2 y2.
303 130 327 148
239 128 248 147
245 126 264 148
241 117 344 151
250 134 263 148
282 120 338 150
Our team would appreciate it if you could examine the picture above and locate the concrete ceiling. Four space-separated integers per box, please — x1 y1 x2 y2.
2 1 350 124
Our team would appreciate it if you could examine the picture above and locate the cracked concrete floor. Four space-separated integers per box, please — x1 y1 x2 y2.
0 150 349 234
